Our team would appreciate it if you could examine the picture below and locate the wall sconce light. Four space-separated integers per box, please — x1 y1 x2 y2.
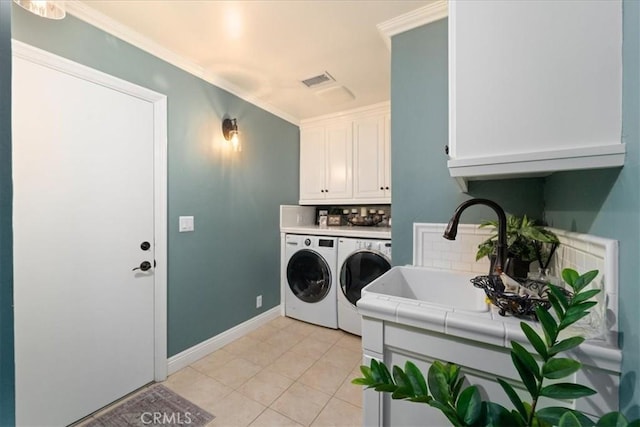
13 0 66 19
222 118 241 151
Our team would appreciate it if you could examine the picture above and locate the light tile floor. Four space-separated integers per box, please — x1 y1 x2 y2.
84 316 364 427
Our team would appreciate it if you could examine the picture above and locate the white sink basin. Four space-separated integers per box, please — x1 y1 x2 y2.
361 266 489 312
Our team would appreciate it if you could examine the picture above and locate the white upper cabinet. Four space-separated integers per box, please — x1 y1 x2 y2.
299 102 390 205
448 0 624 191
353 112 391 201
299 122 353 204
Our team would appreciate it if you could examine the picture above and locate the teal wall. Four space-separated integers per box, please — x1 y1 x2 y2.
392 11 640 417
543 0 640 417
0 1 14 425
390 18 545 267
11 6 300 357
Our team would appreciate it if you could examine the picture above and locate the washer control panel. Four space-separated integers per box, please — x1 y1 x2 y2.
355 239 392 257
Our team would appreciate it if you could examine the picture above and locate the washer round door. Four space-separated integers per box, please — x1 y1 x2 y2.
287 249 332 303
340 250 391 306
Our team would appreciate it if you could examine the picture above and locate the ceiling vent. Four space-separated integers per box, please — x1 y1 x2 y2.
301 72 335 88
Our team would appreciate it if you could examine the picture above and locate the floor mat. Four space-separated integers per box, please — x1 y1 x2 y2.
86 384 215 427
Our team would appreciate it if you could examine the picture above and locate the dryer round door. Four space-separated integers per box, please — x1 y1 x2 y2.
287 249 332 303
340 250 391 306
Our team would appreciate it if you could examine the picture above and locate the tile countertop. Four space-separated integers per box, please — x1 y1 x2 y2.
357 291 621 373
280 225 391 239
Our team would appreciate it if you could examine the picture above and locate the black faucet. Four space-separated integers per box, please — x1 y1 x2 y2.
443 198 507 276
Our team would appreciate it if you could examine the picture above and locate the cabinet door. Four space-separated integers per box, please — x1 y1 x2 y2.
325 123 353 199
299 126 327 201
353 114 386 199
448 0 623 185
384 114 391 198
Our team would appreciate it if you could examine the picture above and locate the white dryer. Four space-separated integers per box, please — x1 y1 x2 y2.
337 238 391 335
284 234 338 329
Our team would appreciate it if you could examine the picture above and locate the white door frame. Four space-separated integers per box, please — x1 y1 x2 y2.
12 40 168 381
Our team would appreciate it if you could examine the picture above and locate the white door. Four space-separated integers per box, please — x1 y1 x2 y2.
13 43 166 426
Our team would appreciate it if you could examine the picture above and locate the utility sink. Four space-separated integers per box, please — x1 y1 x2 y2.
362 266 489 312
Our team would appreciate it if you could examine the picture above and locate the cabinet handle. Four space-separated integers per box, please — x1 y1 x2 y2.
325 189 329 192
321 189 325 193
445 145 449 155
380 187 384 190
385 186 390 190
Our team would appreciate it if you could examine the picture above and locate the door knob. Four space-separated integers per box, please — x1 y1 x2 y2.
140 241 151 251
133 261 152 272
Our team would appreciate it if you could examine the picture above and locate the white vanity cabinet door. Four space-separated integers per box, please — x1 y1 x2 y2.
448 0 624 189
353 113 390 201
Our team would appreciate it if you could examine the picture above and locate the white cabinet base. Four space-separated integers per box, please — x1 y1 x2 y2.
448 143 626 192
361 318 621 426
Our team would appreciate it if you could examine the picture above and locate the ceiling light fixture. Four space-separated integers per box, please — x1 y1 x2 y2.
13 0 66 19
222 118 240 151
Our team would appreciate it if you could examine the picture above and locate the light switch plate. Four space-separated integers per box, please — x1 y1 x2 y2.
179 216 194 232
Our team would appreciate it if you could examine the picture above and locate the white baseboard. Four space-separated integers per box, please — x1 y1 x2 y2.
167 305 281 375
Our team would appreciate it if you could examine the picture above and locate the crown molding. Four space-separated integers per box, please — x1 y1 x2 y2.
377 0 448 50
300 101 390 125
64 0 300 125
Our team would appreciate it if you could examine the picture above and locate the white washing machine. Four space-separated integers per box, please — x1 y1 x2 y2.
284 234 338 329
337 238 392 335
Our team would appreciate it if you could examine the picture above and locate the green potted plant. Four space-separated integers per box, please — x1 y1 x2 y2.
476 215 559 278
353 268 638 427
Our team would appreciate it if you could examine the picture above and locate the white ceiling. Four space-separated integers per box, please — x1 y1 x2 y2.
72 0 435 123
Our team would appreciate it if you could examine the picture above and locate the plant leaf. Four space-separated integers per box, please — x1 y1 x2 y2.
571 289 601 305
511 341 541 380
537 407 595 427
596 412 628 427
540 383 597 399
549 336 585 356
404 361 428 397
536 306 559 346
511 351 539 398
521 322 548 359
447 363 461 388
392 365 411 391
369 359 383 383
452 377 464 402
408 395 432 404
428 361 452 405
428 400 461 426
351 378 373 386
566 301 598 317
376 360 394 384
360 365 373 378
559 411 584 427
392 386 412 400
542 358 582 379
481 402 521 427
497 378 528 420
562 269 580 288
549 295 566 321
573 270 599 293
456 386 482 425
559 310 591 330
548 284 570 310
373 384 399 393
